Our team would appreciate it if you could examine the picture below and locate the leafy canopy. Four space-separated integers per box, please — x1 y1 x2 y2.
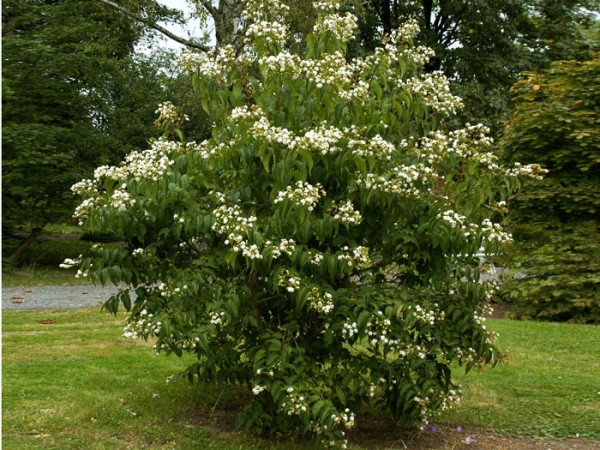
502 56 600 323
69 0 544 444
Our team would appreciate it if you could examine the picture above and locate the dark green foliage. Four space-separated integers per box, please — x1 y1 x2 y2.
502 56 600 323
1 0 177 247
505 224 600 323
359 0 599 133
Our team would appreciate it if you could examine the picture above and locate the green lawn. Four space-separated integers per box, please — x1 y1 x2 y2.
2 266 89 286
2 308 599 448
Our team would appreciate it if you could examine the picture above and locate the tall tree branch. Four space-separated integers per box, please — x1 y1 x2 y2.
96 0 211 52
198 0 220 19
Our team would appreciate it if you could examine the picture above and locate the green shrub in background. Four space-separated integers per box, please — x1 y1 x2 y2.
68 0 545 445
502 56 600 323
506 223 600 323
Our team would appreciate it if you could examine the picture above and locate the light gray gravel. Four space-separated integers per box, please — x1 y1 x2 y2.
2 284 132 311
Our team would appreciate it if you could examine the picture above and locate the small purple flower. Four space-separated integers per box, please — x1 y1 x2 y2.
429 425 438 433
454 426 462 433
465 434 475 445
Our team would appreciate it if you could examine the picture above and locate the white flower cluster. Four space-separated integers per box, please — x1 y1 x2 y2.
314 12 358 42
403 71 464 115
298 124 344 155
400 45 436 66
72 197 100 225
274 181 326 211
227 233 263 260
505 162 549 180
72 134 191 223
269 238 296 258
59 256 81 269
252 385 266 395
414 125 495 167
282 391 308 415
243 0 289 46
157 282 187 298
454 346 484 367
230 105 265 122
365 311 394 347
212 204 257 235
357 164 433 198
123 309 161 339
309 251 324 265
123 146 175 182
332 408 355 429
337 245 370 268
479 279 499 303
342 321 359 338
390 19 420 42
300 51 352 89
246 20 288 45
348 134 396 159
307 288 334 314
480 218 512 245
71 179 96 196
155 101 188 124
259 51 300 75
438 210 468 230
338 80 370 103
212 204 261 258
438 211 511 248
314 0 340 13
178 45 243 80
210 311 226 325
329 200 362 225
252 116 296 147
109 189 136 211
278 271 301 293
94 164 128 182
187 140 220 160
410 304 443 325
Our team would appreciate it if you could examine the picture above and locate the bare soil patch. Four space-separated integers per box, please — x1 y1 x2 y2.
185 399 599 449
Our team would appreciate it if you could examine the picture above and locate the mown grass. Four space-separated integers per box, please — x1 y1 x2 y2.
3 308 599 449
440 320 600 438
2 266 88 287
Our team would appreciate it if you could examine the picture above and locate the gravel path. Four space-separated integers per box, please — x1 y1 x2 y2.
2 284 134 311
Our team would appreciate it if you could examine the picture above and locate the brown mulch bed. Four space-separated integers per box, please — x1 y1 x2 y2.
185 399 599 449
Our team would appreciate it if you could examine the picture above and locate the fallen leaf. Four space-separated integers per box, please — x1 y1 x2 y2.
119 398 125 404
25 290 33 293
553 412 562 418
10 296 24 300
90 418 97 423
38 320 56 325
12 300 24 304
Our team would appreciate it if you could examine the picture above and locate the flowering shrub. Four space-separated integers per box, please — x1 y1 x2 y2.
69 0 545 445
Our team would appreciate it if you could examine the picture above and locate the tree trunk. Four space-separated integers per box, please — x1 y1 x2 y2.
9 226 44 261
215 0 242 48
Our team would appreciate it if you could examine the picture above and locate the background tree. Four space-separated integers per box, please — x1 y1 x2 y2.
501 56 600 323
1 0 179 259
358 0 599 133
